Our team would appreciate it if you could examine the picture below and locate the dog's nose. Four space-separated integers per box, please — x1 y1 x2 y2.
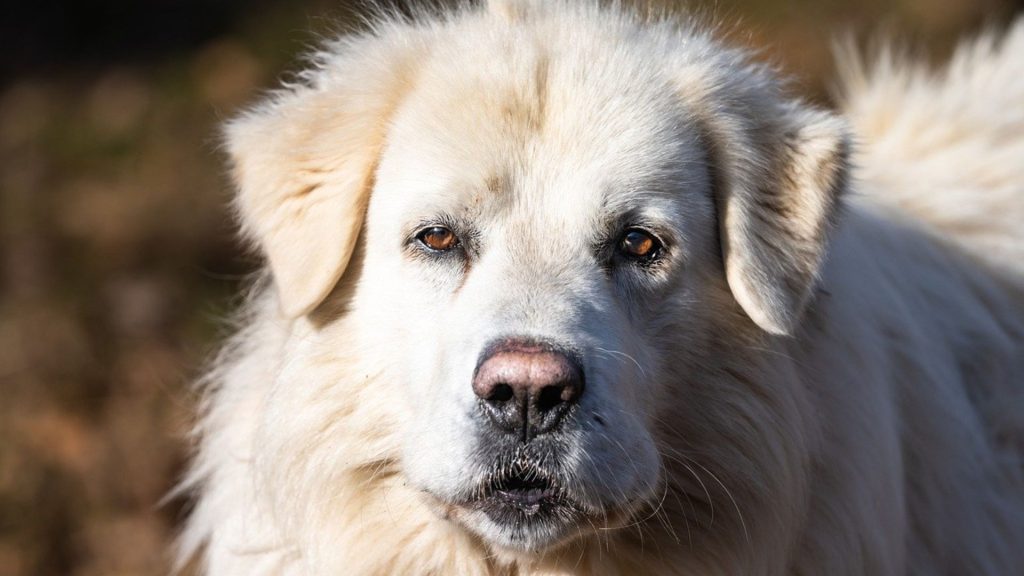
472 340 585 441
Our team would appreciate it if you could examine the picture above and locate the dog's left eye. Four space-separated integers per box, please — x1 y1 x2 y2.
417 226 459 252
618 228 662 261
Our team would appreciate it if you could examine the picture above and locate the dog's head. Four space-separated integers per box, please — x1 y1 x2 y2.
227 1 847 561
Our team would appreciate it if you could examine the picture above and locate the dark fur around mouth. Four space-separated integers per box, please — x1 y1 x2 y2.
470 460 582 526
489 465 558 514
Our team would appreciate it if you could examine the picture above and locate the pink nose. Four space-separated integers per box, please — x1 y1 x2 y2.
472 340 585 442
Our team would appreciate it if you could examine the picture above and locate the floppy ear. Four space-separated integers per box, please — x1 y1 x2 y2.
225 36 419 317
707 105 850 335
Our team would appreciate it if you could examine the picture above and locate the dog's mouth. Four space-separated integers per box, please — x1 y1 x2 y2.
435 456 642 552
484 465 562 514
469 462 581 525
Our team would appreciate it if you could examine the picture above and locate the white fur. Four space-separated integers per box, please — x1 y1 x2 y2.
176 3 1024 574
837 19 1024 274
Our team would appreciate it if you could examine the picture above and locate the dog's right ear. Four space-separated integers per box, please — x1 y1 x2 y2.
225 36 419 318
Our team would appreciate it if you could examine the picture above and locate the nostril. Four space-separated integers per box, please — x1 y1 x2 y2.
489 383 514 403
536 384 566 413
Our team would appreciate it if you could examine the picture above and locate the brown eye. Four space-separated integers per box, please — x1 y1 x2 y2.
417 226 459 251
619 229 660 260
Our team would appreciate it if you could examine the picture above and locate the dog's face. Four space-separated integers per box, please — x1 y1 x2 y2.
361 54 717 550
226 2 848 559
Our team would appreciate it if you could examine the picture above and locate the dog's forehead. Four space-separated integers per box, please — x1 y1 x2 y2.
377 32 706 222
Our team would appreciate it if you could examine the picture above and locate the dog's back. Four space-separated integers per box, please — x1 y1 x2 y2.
796 24 1024 571
839 19 1024 274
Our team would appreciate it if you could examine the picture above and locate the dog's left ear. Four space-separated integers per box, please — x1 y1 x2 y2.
704 104 850 335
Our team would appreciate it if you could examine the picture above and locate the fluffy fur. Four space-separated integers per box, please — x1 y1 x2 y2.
176 2 1024 574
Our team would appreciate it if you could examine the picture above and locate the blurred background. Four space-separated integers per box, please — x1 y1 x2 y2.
0 0 1020 574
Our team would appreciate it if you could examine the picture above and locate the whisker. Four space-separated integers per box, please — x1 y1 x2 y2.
594 347 648 379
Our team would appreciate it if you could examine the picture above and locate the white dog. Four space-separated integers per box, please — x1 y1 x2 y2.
176 2 1024 574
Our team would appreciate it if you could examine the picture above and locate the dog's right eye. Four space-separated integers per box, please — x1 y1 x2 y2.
417 226 459 252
